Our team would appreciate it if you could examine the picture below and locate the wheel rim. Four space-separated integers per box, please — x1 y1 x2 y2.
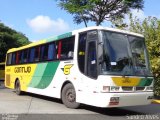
66 89 75 102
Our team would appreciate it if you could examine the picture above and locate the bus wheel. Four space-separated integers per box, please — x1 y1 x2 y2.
15 80 23 95
62 83 80 109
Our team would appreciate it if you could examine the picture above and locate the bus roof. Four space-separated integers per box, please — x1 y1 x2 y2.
72 26 144 37
7 32 72 53
7 26 144 53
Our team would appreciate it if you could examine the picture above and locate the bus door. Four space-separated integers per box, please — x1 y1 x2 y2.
85 31 98 79
78 31 99 93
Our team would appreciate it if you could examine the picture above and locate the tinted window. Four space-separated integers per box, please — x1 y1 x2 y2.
41 44 49 61
101 32 132 74
34 46 40 62
59 37 75 60
21 49 28 63
100 31 152 76
11 53 16 64
48 43 57 60
87 41 97 78
7 36 75 65
78 33 87 73
7 53 12 65
29 48 35 63
16 51 21 64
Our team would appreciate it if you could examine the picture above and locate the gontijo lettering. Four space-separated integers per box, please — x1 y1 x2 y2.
14 66 31 73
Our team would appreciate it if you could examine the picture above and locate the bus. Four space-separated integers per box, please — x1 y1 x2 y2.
0 62 5 81
5 26 154 108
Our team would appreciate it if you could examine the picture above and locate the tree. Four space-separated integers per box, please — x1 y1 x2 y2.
112 15 160 96
57 0 144 26
0 22 30 62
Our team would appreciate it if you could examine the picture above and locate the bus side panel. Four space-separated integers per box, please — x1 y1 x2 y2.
5 64 37 90
26 60 84 99
26 61 71 98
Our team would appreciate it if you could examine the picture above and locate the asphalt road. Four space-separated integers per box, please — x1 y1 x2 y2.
0 83 160 120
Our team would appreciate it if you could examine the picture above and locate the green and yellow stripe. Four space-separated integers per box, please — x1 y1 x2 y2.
112 77 153 86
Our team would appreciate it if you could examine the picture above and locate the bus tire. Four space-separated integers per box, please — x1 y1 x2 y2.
62 83 80 109
15 80 23 95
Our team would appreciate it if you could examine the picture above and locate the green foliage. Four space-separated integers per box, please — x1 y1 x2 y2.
57 0 144 26
0 22 30 62
111 16 128 29
112 15 160 96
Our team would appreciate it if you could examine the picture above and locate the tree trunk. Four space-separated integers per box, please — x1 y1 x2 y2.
82 18 87 27
80 13 88 27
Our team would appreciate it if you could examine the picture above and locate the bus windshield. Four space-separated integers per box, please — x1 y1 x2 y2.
100 31 152 76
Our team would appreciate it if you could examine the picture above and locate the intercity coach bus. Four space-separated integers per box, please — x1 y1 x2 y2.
5 26 153 108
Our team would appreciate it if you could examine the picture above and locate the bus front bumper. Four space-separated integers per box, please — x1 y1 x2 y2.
99 92 153 108
78 91 153 108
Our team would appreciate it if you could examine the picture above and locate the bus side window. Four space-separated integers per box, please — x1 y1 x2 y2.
57 41 62 59
48 43 57 60
20 49 28 63
20 51 24 63
78 33 87 74
7 53 12 65
29 48 35 63
16 52 20 64
60 36 75 60
24 49 28 63
41 44 49 61
11 53 16 65
87 41 97 78
34 46 40 62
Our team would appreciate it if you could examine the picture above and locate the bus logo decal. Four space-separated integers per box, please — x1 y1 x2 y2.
14 66 31 73
122 77 131 83
61 64 73 75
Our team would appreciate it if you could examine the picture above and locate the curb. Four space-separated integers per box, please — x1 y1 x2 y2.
152 100 160 104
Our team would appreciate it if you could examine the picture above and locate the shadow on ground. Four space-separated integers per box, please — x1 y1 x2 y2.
12 90 160 116
0 81 5 89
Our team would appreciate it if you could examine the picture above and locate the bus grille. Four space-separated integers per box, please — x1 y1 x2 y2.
121 86 145 91
135 87 145 91
122 87 133 91
5 74 10 86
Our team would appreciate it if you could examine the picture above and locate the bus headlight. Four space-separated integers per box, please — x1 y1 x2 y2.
146 86 153 91
101 86 120 93
101 86 110 93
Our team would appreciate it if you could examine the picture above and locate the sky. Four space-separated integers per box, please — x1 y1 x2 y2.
0 0 160 42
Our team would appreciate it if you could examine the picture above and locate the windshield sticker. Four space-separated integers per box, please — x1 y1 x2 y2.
91 60 96 64
111 62 117 66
